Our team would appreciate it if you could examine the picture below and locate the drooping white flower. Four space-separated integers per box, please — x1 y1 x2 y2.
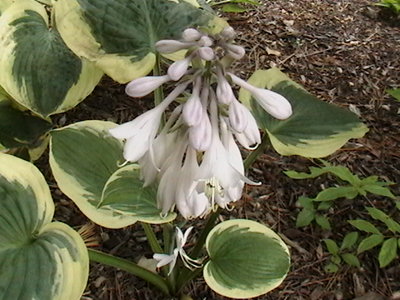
234 108 261 150
153 227 201 274
228 97 249 133
182 77 203 126
216 70 234 105
125 75 171 98
199 36 213 47
168 55 192 81
110 83 188 162
175 147 210 219
220 26 236 40
188 111 212 151
229 73 293 120
225 44 245 60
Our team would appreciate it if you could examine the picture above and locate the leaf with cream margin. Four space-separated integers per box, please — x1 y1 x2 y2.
0 0 103 117
0 153 88 300
239 68 368 158
204 219 290 299
53 0 211 83
49 120 175 228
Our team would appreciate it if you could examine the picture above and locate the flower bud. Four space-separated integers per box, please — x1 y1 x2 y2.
198 36 213 47
197 47 215 61
183 94 203 127
182 28 202 42
228 99 249 133
168 56 191 81
220 26 236 40
155 40 193 53
216 73 234 105
225 44 245 60
125 75 170 97
189 113 212 151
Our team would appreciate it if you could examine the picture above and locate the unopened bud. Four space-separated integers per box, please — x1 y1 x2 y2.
229 99 249 133
225 44 245 60
198 36 213 47
168 56 191 81
125 75 170 97
221 26 236 40
182 28 202 42
197 47 215 61
183 94 203 127
189 113 212 151
155 40 193 53
216 72 234 105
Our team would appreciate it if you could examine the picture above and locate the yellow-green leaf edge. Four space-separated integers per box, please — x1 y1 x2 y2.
239 68 369 158
204 219 290 299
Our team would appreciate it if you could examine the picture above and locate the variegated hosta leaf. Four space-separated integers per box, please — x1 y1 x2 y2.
204 219 290 299
0 0 16 14
239 68 368 158
53 0 211 83
0 0 103 117
0 153 88 300
49 120 176 228
0 91 52 157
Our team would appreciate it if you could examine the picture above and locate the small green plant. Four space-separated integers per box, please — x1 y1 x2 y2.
375 0 400 14
349 205 400 268
387 88 400 101
323 232 360 272
285 161 396 230
206 0 260 13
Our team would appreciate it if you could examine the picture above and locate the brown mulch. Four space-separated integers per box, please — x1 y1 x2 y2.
42 0 400 299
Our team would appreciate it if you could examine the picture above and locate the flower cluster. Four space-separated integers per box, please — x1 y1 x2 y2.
110 27 292 219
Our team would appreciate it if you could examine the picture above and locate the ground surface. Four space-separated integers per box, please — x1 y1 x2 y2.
43 0 400 299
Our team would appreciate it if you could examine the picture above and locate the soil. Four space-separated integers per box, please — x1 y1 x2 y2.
40 0 400 299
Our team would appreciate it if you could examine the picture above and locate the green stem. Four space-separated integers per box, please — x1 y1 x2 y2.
243 133 270 170
88 249 170 296
142 223 163 254
175 209 221 292
153 54 164 106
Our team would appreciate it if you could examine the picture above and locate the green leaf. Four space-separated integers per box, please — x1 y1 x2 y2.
0 97 51 151
239 68 368 158
348 219 381 234
357 234 384 253
387 88 400 101
296 208 315 227
378 238 398 268
396 201 400 210
314 186 358 201
366 207 400 233
99 164 176 224
298 196 314 210
323 239 339 255
49 120 175 228
315 215 331 230
54 0 211 83
341 253 360 267
0 0 103 117
0 153 88 300
221 3 248 12
362 184 396 199
324 262 339 273
204 219 290 299
341 232 359 250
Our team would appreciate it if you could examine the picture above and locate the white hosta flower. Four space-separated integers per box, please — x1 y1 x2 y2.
199 35 213 47
111 83 188 162
188 111 212 151
183 77 203 126
126 75 170 98
225 44 245 60
197 47 215 61
175 148 210 219
228 98 249 133
153 227 201 274
168 56 191 81
182 28 202 42
155 40 194 53
229 73 293 120
234 109 261 150
216 71 234 105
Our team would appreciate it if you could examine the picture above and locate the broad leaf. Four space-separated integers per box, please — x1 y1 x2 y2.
348 219 381 234
324 262 339 273
0 153 88 300
53 0 211 83
314 186 358 201
366 207 400 233
323 239 339 255
341 232 359 250
0 0 103 117
357 234 384 254
49 120 175 228
315 214 331 230
341 253 360 267
204 219 290 299
362 184 396 199
296 208 315 227
378 238 398 268
239 68 368 158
